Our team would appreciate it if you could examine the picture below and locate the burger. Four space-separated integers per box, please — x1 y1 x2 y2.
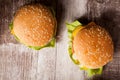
66 21 113 76
9 4 57 50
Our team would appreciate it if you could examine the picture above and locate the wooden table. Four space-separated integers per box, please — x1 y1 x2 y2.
0 0 120 80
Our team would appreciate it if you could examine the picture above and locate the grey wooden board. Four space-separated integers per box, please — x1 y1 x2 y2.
0 0 120 80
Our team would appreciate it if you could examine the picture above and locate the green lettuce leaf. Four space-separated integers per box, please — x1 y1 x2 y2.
9 22 56 50
28 38 55 50
9 22 13 31
66 20 82 32
66 20 103 77
68 47 79 64
86 67 103 77
66 20 82 64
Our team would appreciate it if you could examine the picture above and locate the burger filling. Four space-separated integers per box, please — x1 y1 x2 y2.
66 20 103 77
9 22 56 50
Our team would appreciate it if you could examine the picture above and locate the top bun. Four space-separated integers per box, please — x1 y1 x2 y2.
13 4 56 46
73 22 113 69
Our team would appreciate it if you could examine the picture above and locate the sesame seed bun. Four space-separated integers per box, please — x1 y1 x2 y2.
13 4 56 46
73 22 114 69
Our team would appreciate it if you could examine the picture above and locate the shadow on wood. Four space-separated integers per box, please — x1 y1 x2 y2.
76 14 91 25
56 0 65 42
24 0 56 9
89 71 120 80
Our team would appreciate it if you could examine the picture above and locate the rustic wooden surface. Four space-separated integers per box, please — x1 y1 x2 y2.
0 0 120 80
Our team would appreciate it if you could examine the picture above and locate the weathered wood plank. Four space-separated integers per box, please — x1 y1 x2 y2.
0 44 38 80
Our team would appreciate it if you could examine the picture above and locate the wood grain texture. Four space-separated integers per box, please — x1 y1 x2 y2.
0 0 120 80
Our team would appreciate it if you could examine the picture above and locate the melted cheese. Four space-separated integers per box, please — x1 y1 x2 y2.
72 25 84 37
11 29 15 35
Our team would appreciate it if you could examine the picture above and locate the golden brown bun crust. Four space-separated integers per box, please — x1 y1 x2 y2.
73 22 114 69
13 4 56 46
